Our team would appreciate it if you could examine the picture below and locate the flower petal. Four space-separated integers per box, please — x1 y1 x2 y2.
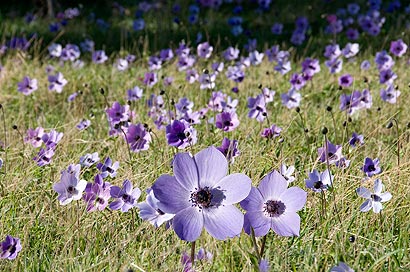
194 146 228 188
279 187 307 212
372 201 383 213
109 200 124 210
356 187 371 199
110 186 122 198
215 173 251 205
203 205 244 240
173 152 199 191
258 170 287 200
359 199 372 212
53 182 66 195
123 179 132 193
244 211 271 237
152 174 191 214
374 179 382 194
380 192 392 202
240 187 264 212
173 207 203 241
271 212 301 236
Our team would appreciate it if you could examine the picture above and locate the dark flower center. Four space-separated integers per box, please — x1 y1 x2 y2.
157 208 165 215
122 193 131 203
371 194 382 202
6 244 16 254
67 185 77 195
106 166 114 173
264 200 286 217
313 181 323 189
96 197 105 205
367 165 376 172
224 120 232 127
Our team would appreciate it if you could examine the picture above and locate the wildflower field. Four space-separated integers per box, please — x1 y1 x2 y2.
0 1 409 271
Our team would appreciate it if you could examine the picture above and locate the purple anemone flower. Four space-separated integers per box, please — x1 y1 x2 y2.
215 111 240 132
76 119 91 130
380 84 400 104
83 174 111 212
109 179 141 212
280 163 296 184
25 127 44 148
42 129 63 149
53 170 87 205
1 235 22 260
379 69 397 85
330 262 354 272
317 140 343 164
165 119 197 149
223 47 240 61
34 148 55 166
79 152 100 167
17 76 38 95
125 123 152 152
143 72 158 87
349 132 364 147
356 179 392 213
48 72 68 93
281 88 301 109
240 170 307 237
305 169 332 192
92 50 108 64
248 94 267 122
137 188 175 228
216 137 240 163
97 157 120 178
390 39 407 57
342 43 359 58
261 124 282 139
338 74 353 88
152 146 252 241
197 42 213 59
362 157 381 177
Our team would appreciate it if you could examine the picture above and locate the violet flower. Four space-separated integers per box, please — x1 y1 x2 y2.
197 42 213 59
137 188 175 228
357 179 392 213
248 94 267 122
125 123 152 152
109 179 141 212
25 127 45 148
152 147 252 241
216 137 240 163
76 119 91 130
92 50 108 64
305 169 333 192
165 119 197 149
79 152 100 167
380 84 400 104
390 39 407 57
42 129 63 149
143 72 158 87
261 124 282 139
338 74 353 88
240 170 307 237
330 262 354 272
97 157 120 178
317 140 343 164
17 76 38 95
48 72 68 93
281 88 301 109
349 132 364 147
127 86 143 101
0 235 22 260
53 170 87 205
34 148 55 166
83 174 111 212
215 111 240 132
280 163 296 184
362 157 381 177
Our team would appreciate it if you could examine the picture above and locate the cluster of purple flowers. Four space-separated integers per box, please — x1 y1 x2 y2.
25 127 63 166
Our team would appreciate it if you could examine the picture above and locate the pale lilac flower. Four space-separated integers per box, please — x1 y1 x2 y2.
290 73 306 90
325 58 343 74
34 148 55 166
53 170 87 205
330 262 354 272
199 73 216 89
274 60 291 75
360 60 371 70
186 69 199 83
83 174 111 212
42 130 63 149
25 127 45 148
379 69 397 85
160 48 174 62
152 147 252 241
324 44 341 60
223 47 239 61
143 72 158 87
177 55 196 71
79 152 100 167
317 140 343 164
176 97 194 115
115 58 129 71
375 51 394 71
197 42 213 59
97 157 120 178
92 50 108 64
212 62 224 73
60 44 80 62
215 111 240 132
208 91 226 112
281 88 301 109
148 56 162 71
48 72 68 93
241 170 307 237
68 92 78 102
17 76 38 95
127 86 143 101
380 84 400 103
249 50 264 66
259 259 270 272
110 180 141 212
280 163 296 184
357 179 392 213
302 58 321 76
76 119 91 130
305 169 333 192
262 87 275 103
248 94 267 122
137 188 175 228
48 43 62 58
349 132 364 147
342 43 359 58
261 124 282 139
226 65 245 83
0 235 22 260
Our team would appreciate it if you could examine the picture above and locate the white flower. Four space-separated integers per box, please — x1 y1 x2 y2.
356 179 392 213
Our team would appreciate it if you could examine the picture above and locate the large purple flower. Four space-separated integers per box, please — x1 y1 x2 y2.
152 147 252 241
0 235 22 260
125 123 151 152
240 170 307 237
